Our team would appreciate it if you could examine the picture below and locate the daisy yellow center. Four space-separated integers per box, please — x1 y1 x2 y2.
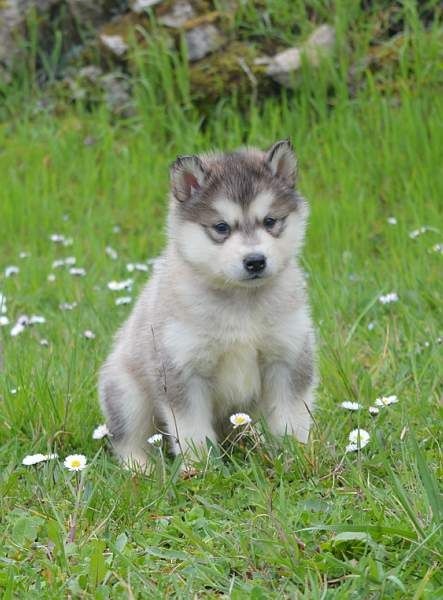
71 459 81 468
234 417 246 424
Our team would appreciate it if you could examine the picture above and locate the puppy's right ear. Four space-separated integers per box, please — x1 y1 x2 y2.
170 155 206 202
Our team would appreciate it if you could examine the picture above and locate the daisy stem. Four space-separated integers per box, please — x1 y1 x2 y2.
67 470 86 544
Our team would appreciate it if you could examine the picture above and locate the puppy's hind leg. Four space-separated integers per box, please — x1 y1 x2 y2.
99 366 154 470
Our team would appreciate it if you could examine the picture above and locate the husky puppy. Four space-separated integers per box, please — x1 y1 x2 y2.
99 140 316 468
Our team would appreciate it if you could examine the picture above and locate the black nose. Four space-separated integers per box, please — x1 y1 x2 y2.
243 253 266 274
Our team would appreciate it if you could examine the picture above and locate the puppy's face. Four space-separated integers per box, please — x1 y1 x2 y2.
169 140 308 288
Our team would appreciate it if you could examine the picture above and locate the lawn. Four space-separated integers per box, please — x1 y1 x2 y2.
0 2 442 598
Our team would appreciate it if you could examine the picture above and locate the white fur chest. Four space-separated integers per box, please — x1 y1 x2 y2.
163 312 263 408
214 343 261 408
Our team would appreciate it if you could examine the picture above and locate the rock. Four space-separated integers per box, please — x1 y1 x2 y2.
131 0 162 13
0 0 59 75
101 72 134 116
186 24 225 61
158 0 195 28
67 0 124 28
260 47 303 85
78 65 103 82
100 34 129 56
304 24 335 66
258 24 335 87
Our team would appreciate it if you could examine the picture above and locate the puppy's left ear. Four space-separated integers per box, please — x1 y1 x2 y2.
265 139 297 186
170 155 206 202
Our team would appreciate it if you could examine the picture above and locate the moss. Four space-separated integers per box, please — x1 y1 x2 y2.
99 13 150 44
189 41 275 109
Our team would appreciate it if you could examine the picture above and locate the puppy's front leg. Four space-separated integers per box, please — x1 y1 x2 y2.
162 375 217 460
261 359 315 443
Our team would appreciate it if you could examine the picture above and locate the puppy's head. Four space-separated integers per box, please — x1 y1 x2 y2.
169 140 308 288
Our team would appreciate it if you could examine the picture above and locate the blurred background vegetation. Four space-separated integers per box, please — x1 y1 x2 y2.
1 0 441 121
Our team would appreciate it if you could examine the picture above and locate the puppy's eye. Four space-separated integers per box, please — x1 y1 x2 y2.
264 217 277 230
213 222 230 235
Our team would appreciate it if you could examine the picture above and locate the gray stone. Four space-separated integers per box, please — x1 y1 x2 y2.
158 0 195 28
185 24 225 62
78 65 103 82
131 0 162 13
258 24 335 88
68 0 109 27
100 34 129 56
101 72 133 116
0 0 59 74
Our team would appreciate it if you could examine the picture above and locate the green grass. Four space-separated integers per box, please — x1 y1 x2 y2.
1 2 442 597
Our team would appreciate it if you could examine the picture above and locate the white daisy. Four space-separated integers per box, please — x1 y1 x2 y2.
49 233 73 246
52 256 76 269
29 315 46 325
135 263 149 272
387 217 397 225
49 233 65 243
10 315 30 336
367 321 375 331
112 225 121 234
83 330 96 339
346 428 370 452
0 316 9 326
107 279 133 292
105 246 118 260
22 453 47 465
147 433 163 446
379 292 399 304
64 454 87 471
409 226 428 239
431 243 443 254
229 413 252 428
92 424 110 439
126 262 149 273
59 302 77 311
369 406 380 415
10 388 18 394
115 296 132 306
69 267 86 277
22 453 58 466
40 338 49 347
340 401 362 411
5 265 19 277
375 394 399 407
19 251 31 259
47 273 56 282
0 292 6 314
345 443 359 453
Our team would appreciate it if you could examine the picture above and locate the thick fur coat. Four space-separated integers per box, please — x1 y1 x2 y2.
99 140 317 468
